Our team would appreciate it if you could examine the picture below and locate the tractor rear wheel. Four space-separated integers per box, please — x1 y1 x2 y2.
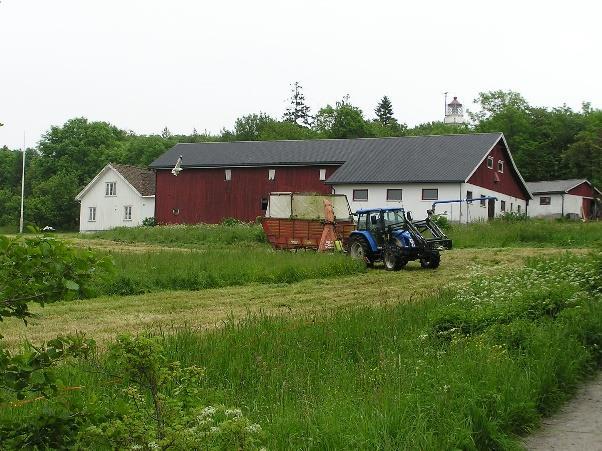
348 236 372 265
383 247 405 271
420 252 441 269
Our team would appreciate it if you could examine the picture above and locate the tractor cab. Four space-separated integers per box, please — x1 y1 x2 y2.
348 207 452 270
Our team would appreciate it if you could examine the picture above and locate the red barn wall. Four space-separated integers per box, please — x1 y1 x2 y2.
567 182 594 197
155 165 338 224
467 142 528 200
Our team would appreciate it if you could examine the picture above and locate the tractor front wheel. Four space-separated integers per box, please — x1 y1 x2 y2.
420 252 441 269
348 236 372 265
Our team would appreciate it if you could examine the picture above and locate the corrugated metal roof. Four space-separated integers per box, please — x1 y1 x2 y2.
526 179 588 194
149 133 503 184
326 133 502 183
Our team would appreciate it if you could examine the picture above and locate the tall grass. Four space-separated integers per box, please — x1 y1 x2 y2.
87 223 266 247
449 219 602 248
3 253 600 449
93 248 366 295
86 219 602 251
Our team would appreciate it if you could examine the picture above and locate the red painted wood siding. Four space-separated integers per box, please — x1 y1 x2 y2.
567 182 594 197
155 166 338 224
467 142 529 199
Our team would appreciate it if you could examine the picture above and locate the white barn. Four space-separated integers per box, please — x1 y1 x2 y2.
75 163 155 232
526 179 601 219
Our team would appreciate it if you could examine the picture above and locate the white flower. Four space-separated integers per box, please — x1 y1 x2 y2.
246 423 262 434
225 408 242 417
199 406 216 419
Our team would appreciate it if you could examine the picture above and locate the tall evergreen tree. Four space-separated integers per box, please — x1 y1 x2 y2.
283 82 312 126
375 96 395 126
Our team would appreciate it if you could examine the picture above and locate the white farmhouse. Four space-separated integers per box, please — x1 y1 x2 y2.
526 179 600 219
75 163 155 232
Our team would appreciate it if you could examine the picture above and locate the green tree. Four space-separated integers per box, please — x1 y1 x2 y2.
314 99 372 139
283 81 312 126
374 95 395 126
232 113 277 141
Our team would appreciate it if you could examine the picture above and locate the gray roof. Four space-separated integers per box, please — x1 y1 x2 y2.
526 179 590 194
326 133 502 183
112 163 155 196
149 140 357 168
149 133 504 184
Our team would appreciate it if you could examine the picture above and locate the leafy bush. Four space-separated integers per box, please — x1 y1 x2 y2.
142 217 157 227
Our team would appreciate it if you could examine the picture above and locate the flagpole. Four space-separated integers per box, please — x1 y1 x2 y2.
19 132 25 234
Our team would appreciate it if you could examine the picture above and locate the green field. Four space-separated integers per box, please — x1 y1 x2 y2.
1 220 601 449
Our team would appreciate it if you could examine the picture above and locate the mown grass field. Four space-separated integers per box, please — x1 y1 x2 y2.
2 252 600 449
1 219 601 449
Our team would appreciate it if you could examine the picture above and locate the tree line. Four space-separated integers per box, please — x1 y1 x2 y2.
0 86 600 230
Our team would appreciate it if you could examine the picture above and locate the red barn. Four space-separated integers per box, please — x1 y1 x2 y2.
149 133 532 224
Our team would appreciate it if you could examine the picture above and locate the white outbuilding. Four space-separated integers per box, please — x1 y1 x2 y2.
75 163 155 232
526 179 600 220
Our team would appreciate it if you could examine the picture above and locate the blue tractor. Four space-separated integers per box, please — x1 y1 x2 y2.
346 207 452 270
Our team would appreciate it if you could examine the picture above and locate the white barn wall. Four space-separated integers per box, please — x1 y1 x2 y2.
332 183 462 221
461 183 527 222
78 168 155 232
528 193 583 218
332 182 528 223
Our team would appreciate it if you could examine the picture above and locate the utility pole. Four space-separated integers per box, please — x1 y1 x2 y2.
444 92 448 118
19 132 26 233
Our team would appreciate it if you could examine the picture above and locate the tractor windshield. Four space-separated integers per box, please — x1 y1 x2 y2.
383 210 405 227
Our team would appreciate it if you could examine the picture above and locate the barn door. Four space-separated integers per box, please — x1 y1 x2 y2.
487 199 495 220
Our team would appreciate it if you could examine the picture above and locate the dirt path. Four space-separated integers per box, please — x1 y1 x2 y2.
523 373 602 451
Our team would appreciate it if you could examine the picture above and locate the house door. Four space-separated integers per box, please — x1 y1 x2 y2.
487 199 495 220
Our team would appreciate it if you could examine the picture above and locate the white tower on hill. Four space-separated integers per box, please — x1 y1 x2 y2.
444 96 465 125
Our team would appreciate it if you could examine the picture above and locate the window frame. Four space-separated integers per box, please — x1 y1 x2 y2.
539 196 551 206
224 169 232 181
498 160 504 173
466 190 473 203
105 181 117 197
260 197 269 211
123 205 132 221
487 156 494 169
421 188 438 201
319 168 327 181
268 169 276 181
500 200 506 211
353 189 369 202
386 188 403 202
480 194 486 207
88 206 96 222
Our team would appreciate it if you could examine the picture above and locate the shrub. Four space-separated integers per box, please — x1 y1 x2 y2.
142 217 157 227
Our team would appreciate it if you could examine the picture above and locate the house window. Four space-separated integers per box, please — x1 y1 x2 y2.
124 206 132 221
487 156 494 169
224 169 231 181
353 189 368 201
498 160 504 173
387 189 402 201
88 207 96 222
261 197 268 211
517 205 521 213
105 182 117 196
319 168 327 181
480 195 486 207
268 169 276 181
466 190 473 203
501 200 506 211
540 196 551 205
510 202 513 211
421 189 438 200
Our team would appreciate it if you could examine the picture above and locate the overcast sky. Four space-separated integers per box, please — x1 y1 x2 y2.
1 0 600 149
